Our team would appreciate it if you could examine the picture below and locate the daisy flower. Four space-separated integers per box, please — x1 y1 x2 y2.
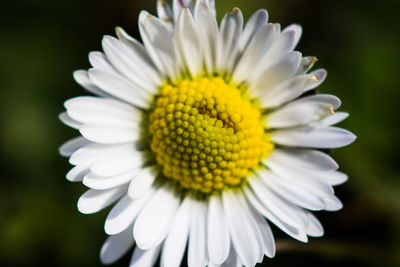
59 0 356 266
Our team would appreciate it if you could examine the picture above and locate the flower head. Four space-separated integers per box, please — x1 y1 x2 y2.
60 0 356 266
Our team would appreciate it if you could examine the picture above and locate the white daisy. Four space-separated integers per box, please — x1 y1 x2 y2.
59 0 356 266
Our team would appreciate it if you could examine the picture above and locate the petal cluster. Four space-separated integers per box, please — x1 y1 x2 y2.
59 0 356 266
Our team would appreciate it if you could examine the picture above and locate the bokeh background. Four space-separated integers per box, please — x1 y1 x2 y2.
1 0 399 266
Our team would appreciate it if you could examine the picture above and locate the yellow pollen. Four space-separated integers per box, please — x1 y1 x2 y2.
148 77 273 194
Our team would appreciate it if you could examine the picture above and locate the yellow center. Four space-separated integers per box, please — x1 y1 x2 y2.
148 77 273 194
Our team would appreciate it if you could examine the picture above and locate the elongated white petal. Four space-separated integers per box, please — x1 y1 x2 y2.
258 169 326 211
194 0 219 73
105 189 154 235
66 164 89 182
80 122 139 144
157 0 173 25
303 69 327 92
248 175 308 228
249 206 275 258
134 187 180 250
324 195 343 211
296 56 318 75
102 35 160 91
130 245 161 267
221 244 241 267
70 143 132 166
233 23 276 82
244 186 308 243
251 51 301 97
281 24 302 51
305 213 324 237
59 136 90 157
264 156 334 196
173 0 194 22
77 186 127 214
239 9 268 50
161 197 191 267
89 51 114 72
261 28 298 64
207 194 230 264
317 171 348 186
100 226 135 264
174 8 202 77
59 112 82 129
83 171 135 190
139 11 179 80
65 96 140 126
188 199 208 267
266 94 341 128
218 8 243 72
223 190 263 267
73 70 110 97
128 167 157 200
90 152 142 177
318 111 349 126
88 68 150 108
271 126 357 148
268 149 338 171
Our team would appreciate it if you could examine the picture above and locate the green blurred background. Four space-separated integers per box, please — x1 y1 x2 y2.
0 0 399 266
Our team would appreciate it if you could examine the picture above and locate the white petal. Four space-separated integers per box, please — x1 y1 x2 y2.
134 187 180 250
194 0 219 73
161 197 191 267
102 35 160 91
173 0 194 22
79 122 139 144
83 171 135 190
305 213 324 237
303 69 327 92
88 68 150 108
188 198 208 267
281 24 302 51
105 189 154 235
244 186 308 243
266 94 341 128
318 111 349 126
100 226 135 265
223 190 263 267
324 195 343 211
249 207 275 258
257 74 309 108
114 26 162 86
90 151 142 177
59 136 90 157
139 11 179 80
267 148 338 171
88 51 114 72
69 143 132 166
207 194 230 265
65 96 140 126
218 8 243 73
258 169 326 211
59 112 82 129
130 245 161 267
263 156 334 197
317 171 348 186
238 9 269 50
128 167 157 200
262 28 298 64
220 244 241 267
174 8 202 77
270 126 357 148
66 164 89 182
251 51 302 97
233 23 276 82
157 0 173 25
73 70 110 97
77 186 127 214
248 175 308 228
296 56 318 75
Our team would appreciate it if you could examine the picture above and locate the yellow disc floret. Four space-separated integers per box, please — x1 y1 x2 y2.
148 77 273 194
